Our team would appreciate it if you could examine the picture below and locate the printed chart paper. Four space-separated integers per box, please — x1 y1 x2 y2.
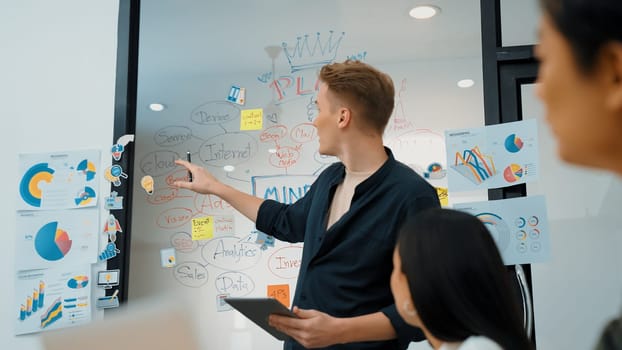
18 150 101 210
15 209 99 270
15 267 92 335
445 120 538 191
454 195 551 265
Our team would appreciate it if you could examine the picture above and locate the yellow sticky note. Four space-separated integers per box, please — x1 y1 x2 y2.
435 187 449 207
240 108 263 131
191 216 214 241
267 284 290 308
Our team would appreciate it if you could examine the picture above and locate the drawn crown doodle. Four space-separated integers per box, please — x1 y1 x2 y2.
282 31 345 73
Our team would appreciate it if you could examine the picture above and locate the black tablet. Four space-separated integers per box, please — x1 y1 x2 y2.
224 297 297 340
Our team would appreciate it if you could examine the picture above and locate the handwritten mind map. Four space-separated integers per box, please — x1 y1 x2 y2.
141 161 314 306
137 102 318 303
133 29 358 313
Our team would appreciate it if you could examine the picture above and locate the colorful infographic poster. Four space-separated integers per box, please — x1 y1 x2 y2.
454 195 551 265
15 209 99 270
18 150 101 210
445 119 538 192
15 267 92 335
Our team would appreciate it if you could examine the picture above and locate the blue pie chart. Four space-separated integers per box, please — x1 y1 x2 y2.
504 134 524 153
34 222 72 261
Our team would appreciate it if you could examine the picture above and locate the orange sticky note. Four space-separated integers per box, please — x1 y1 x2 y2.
240 108 263 131
267 284 290 308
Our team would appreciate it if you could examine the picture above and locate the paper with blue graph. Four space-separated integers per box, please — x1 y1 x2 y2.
17 150 101 210
445 119 538 191
15 267 92 335
15 209 99 270
454 195 551 265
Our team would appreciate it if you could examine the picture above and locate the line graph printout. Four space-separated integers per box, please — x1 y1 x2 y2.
14 266 92 335
445 119 538 192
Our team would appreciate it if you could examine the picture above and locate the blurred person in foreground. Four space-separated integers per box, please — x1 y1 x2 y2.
535 0 622 348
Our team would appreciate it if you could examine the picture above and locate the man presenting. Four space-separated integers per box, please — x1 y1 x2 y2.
175 60 440 349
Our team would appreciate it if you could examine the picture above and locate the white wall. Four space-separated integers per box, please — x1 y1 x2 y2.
0 1 119 349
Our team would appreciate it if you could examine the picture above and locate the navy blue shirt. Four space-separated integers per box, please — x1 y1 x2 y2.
256 148 440 349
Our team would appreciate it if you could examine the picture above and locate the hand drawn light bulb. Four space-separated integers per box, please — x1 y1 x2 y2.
140 175 154 195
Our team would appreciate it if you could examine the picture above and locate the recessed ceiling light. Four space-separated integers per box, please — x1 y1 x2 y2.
223 165 235 172
149 103 166 111
409 5 441 19
457 79 475 88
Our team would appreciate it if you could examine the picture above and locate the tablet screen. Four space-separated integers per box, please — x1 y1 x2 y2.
224 297 297 340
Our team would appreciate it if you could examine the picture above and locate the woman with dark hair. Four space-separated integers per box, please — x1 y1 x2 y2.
535 1 622 348
390 208 532 350
535 0 622 174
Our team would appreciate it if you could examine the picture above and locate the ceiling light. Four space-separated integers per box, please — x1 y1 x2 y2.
409 5 441 19
457 79 475 88
149 103 166 111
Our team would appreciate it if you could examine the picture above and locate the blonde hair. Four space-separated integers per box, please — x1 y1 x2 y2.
319 60 395 133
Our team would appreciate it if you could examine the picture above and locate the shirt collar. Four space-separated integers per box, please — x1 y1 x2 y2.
353 147 396 195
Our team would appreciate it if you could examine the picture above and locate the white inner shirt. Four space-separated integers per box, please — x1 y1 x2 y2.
326 168 374 229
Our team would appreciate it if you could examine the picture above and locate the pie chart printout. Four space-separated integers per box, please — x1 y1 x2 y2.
34 222 72 261
19 163 55 208
504 133 524 153
503 163 524 183
67 276 89 289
